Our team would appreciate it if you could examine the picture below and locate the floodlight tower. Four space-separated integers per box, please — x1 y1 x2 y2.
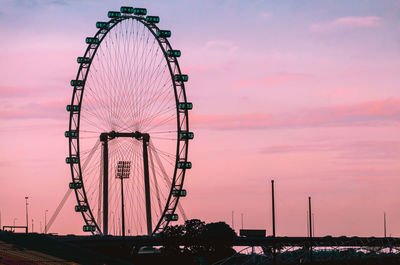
116 160 131 238
45 209 48 234
25 197 29 232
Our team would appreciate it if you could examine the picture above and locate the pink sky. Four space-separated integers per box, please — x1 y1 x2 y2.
1 0 400 237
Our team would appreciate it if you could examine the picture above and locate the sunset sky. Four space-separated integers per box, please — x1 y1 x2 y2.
1 0 400 237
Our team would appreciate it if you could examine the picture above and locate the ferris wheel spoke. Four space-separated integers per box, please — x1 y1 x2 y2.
145 113 176 133
135 51 167 125
80 114 108 133
147 130 177 134
140 105 176 132
81 139 101 171
84 80 112 126
137 67 172 127
150 140 176 156
148 146 164 217
149 142 175 186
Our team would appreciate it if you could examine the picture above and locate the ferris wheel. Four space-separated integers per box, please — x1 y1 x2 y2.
66 6 193 236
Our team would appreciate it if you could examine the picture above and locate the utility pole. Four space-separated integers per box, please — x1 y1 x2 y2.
25 197 29 233
271 179 277 265
308 197 312 238
45 210 48 234
241 213 243 229
308 197 313 263
384 212 387 238
32 219 34 233
271 180 276 237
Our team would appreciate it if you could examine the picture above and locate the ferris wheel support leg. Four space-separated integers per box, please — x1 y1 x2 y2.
101 135 109 235
142 134 152 235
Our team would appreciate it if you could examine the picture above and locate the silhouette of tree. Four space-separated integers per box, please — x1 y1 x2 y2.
160 219 236 258
161 224 185 255
203 221 236 255
182 219 206 254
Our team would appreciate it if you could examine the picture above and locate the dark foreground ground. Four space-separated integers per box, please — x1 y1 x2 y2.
1 231 399 265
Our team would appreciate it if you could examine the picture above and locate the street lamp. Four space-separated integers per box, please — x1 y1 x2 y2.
44 210 48 234
116 160 131 238
13 218 17 232
25 197 29 233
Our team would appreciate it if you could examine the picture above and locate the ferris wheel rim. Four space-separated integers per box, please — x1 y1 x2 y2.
67 11 191 235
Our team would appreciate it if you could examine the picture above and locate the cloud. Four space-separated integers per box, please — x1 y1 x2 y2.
259 141 400 160
0 86 38 98
336 141 400 160
310 16 382 32
48 0 68 6
191 98 400 130
260 143 330 154
0 100 66 120
203 40 238 53
235 73 308 88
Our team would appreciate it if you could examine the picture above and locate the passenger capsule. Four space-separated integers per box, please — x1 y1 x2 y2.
83 225 96 232
172 189 187 197
108 11 121 18
85 37 100 44
157 30 171 38
66 105 80 112
174 74 188 82
164 214 179 221
66 157 79 164
167 50 181 57
69 182 82 189
177 161 192 169
178 102 193 110
179 131 194 140
133 8 147 16
120 6 134 14
96 21 109 29
77 57 91 64
146 16 160 23
65 130 78 138
75 205 88 212
70 80 84 87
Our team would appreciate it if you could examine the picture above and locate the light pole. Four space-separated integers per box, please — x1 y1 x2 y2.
25 197 29 233
13 218 17 232
271 179 277 265
45 210 48 234
116 160 131 238
308 196 313 263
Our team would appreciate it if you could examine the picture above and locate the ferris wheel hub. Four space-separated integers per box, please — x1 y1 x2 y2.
100 131 150 142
